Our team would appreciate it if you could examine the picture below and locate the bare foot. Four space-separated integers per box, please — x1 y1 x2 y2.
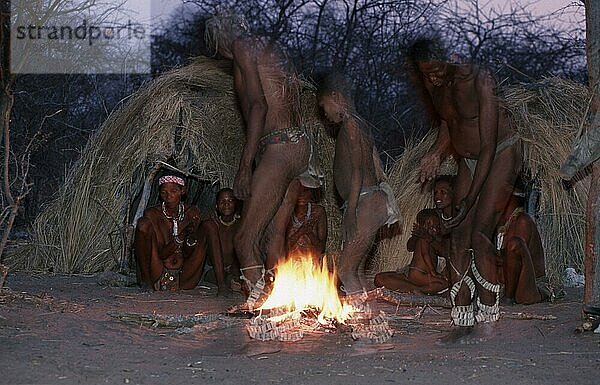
437 326 474 345
438 323 497 345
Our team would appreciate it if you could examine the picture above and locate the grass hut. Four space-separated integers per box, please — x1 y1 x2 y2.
7 57 341 274
371 78 592 288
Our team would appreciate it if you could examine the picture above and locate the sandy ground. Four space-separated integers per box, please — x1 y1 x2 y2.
0 272 598 385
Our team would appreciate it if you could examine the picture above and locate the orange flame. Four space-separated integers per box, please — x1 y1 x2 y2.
258 253 354 324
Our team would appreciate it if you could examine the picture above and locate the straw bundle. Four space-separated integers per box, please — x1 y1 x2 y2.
7 57 340 273
502 78 591 286
372 78 591 288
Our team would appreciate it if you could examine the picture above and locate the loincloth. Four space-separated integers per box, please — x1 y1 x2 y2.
464 135 521 176
343 181 401 226
256 126 323 188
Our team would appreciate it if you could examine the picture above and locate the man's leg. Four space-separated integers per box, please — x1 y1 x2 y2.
447 160 477 327
471 145 521 321
134 219 164 289
338 190 388 294
374 271 422 293
503 236 542 304
180 243 207 290
265 179 302 271
234 142 309 295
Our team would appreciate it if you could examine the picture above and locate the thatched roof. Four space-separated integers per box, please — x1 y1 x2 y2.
372 78 592 287
7 57 341 273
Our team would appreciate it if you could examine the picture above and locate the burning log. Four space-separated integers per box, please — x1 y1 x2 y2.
244 257 394 343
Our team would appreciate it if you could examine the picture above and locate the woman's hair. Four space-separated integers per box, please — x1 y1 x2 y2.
407 38 448 64
434 174 456 189
314 70 353 102
205 12 250 58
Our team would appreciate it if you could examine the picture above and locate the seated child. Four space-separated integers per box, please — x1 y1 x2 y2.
374 175 455 294
285 184 328 265
201 188 243 295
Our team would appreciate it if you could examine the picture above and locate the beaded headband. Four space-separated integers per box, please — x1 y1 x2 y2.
159 176 185 186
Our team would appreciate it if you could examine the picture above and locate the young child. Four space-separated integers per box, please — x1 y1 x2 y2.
374 176 454 294
285 183 328 264
202 188 242 295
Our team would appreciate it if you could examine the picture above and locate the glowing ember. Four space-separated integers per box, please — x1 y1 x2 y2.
258 254 355 324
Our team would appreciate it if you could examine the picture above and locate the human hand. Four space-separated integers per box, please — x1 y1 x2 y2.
343 214 358 243
233 167 252 200
419 152 441 184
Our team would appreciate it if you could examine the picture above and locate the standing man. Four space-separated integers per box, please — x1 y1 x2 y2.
205 13 321 307
410 39 522 335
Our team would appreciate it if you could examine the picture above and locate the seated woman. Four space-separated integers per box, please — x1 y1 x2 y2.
135 174 205 291
374 175 454 294
496 184 552 304
285 183 328 265
201 188 242 295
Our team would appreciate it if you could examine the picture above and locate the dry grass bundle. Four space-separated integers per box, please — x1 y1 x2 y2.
372 78 591 288
502 78 591 286
7 57 340 273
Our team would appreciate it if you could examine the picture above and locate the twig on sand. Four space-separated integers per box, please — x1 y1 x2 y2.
502 312 557 321
372 288 451 308
108 311 238 329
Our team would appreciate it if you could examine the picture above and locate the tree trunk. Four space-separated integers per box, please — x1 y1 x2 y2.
584 0 600 305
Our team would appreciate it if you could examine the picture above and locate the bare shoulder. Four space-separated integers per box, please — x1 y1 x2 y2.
185 204 201 216
472 66 496 90
142 205 161 220
232 37 264 60
515 211 535 230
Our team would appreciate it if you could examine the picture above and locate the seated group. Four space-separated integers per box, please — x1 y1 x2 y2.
134 176 327 296
135 171 550 305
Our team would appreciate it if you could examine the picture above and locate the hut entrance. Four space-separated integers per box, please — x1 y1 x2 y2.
123 163 219 281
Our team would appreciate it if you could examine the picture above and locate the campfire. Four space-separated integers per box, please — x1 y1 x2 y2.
246 254 393 343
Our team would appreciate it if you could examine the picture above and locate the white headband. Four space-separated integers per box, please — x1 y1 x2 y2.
159 176 185 186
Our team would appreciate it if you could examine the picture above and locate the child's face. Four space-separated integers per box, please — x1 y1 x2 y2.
216 190 237 217
434 181 453 209
318 93 345 124
160 183 185 205
424 215 441 236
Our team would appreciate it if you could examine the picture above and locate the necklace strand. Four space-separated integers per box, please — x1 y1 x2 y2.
162 202 185 238
219 214 239 227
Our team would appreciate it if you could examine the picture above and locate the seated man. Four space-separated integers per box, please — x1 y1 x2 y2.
496 185 552 304
135 175 205 291
316 71 401 294
202 188 242 295
285 181 328 264
374 175 454 294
